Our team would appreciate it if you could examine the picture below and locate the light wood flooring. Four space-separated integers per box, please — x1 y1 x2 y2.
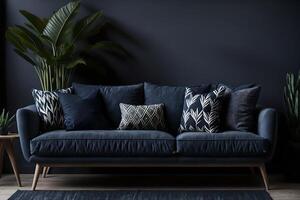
0 173 300 199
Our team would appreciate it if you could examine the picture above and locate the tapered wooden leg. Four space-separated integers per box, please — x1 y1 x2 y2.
42 167 50 178
0 142 4 178
32 164 42 191
259 165 269 190
5 141 22 187
45 167 50 177
42 167 47 178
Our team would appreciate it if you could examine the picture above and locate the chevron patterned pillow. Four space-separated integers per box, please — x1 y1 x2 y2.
118 103 167 130
179 86 226 133
32 88 72 130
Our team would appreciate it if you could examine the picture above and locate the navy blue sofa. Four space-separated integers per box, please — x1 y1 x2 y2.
16 83 277 190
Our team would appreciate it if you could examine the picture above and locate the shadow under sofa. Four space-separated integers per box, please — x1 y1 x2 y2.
16 83 278 190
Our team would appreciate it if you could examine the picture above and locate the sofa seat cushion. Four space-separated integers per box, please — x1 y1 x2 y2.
30 130 175 157
176 131 270 157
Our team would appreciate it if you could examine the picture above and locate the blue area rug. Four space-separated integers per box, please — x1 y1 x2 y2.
9 190 272 200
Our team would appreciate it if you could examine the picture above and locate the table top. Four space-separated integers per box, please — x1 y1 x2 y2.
0 133 19 139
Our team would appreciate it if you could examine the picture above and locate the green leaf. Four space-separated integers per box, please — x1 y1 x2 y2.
14 49 36 65
5 28 27 52
12 26 52 61
20 10 46 33
40 34 54 45
43 1 80 47
7 27 37 52
66 58 86 69
72 11 103 42
295 91 299 118
55 44 75 62
16 26 44 48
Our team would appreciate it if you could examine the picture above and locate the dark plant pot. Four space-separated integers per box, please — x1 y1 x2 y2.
0 127 8 135
284 140 300 182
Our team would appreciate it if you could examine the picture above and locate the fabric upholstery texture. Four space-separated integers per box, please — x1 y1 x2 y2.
16 82 278 168
29 155 268 165
224 86 261 132
59 92 111 131
144 82 211 134
30 130 175 157
32 88 72 130
257 108 278 159
176 131 270 157
179 86 226 133
16 105 40 161
73 83 144 127
118 103 167 130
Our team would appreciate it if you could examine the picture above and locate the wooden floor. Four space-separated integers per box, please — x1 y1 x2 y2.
0 173 300 199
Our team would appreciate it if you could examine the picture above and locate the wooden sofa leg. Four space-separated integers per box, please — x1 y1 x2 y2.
32 164 42 191
46 167 50 176
42 167 50 178
259 165 269 190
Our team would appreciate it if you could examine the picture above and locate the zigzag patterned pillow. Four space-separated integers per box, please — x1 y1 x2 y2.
179 86 226 133
32 88 72 130
118 103 167 130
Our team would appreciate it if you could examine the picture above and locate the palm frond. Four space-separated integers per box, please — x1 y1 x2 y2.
43 1 80 46
72 11 103 42
20 10 47 33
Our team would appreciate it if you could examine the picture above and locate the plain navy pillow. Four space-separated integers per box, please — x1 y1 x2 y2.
225 86 261 132
144 82 211 134
72 83 144 127
58 92 111 131
214 83 261 132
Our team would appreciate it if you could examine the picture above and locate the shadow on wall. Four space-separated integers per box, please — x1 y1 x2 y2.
71 2 142 85
78 1 177 85
71 18 146 85
0 0 6 109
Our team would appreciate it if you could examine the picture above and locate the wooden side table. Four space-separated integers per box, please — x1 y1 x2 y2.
0 134 22 187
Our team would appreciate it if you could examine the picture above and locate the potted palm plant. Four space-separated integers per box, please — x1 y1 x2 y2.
0 109 15 135
284 71 300 142
284 71 300 180
6 0 124 91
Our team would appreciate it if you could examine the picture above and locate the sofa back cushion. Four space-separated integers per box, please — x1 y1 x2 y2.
212 83 260 132
72 83 144 127
144 82 210 134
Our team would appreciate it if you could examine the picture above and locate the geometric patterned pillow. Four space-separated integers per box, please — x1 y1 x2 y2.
179 86 226 133
118 103 167 131
32 88 72 130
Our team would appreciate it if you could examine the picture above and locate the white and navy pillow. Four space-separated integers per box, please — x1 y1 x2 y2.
179 86 226 133
118 103 167 130
32 88 72 130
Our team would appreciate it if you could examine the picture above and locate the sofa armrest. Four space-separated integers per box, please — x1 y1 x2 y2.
16 105 40 161
257 108 278 159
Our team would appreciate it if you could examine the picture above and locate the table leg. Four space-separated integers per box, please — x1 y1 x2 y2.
0 142 4 178
5 140 22 187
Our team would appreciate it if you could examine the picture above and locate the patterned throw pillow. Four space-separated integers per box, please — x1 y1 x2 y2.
118 103 167 130
179 86 226 133
32 88 72 130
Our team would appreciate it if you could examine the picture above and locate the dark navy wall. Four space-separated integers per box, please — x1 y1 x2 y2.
0 0 6 109
3 0 300 173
